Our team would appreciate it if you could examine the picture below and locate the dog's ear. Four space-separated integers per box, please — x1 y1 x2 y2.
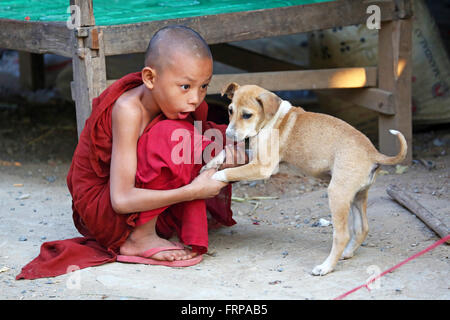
256 92 282 118
221 82 239 100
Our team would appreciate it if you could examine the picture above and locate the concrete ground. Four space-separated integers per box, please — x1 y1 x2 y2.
0 49 448 300
0 144 449 300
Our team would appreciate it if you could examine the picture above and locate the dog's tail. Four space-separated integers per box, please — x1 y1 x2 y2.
374 130 408 165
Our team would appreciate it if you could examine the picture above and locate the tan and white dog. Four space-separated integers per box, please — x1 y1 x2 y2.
203 83 407 276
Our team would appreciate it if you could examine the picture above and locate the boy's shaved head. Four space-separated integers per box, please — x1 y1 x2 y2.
144 25 212 71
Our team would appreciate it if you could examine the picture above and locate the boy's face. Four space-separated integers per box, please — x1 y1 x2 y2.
151 52 213 120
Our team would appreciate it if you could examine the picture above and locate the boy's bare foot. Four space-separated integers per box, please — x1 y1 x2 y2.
120 235 197 261
119 217 197 261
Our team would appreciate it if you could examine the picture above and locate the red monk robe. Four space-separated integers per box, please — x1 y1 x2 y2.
16 72 235 280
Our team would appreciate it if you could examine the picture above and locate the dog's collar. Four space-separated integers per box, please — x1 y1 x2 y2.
256 99 293 137
261 99 293 130
271 100 292 124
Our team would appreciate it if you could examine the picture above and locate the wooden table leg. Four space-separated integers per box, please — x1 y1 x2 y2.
71 30 107 138
377 18 413 164
18 52 45 91
70 0 106 137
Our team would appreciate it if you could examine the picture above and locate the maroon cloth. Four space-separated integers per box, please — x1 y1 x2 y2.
16 72 235 280
133 118 230 253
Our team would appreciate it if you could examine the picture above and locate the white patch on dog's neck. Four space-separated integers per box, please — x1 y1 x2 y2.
264 100 292 129
278 100 292 117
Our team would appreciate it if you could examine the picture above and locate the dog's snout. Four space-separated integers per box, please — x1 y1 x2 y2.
225 126 235 139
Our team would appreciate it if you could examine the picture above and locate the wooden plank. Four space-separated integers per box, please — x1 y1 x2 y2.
18 52 45 90
210 44 304 72
0 1 94 57
70 0 108 136
71 55 91 137
319 88 396 115
106 67 377 93
99 0 399 56
0 0 404 58
70 0 95 26
378 19 413 164
387 185 450 244
72 29 107 136
89 28 100 50
88 30 107 98
207 67 377 94
0 19 72 57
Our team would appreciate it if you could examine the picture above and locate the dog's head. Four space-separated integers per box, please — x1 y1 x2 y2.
222 82 282 141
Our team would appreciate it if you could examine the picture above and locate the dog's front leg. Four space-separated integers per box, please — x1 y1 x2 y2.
212 133 279 182
211 160 278 182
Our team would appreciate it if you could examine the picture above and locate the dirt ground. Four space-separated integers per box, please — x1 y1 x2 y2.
0 96 449 301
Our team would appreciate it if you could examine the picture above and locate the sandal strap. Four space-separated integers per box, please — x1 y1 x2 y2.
141 244 185 258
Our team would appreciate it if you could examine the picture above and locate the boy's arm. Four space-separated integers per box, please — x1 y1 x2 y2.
109 101 227 214
109 101 187 214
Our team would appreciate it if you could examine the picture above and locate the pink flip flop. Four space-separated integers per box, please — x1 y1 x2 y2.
116 242 203 267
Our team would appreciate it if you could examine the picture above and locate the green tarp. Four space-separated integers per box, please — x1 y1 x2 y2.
0 0 333 26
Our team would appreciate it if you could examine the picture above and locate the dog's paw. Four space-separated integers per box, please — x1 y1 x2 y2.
311 263 334 276
202 150 226 173
200 161 221 173
211 170 228 182
340 251 354 260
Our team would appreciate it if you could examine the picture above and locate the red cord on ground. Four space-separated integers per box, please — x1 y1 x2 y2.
334 234 450 300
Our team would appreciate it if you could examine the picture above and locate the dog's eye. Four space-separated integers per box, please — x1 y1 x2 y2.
242 113 252 119
228 108 233 115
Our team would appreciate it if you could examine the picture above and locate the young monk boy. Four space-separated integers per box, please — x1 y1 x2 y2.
17 25 243 279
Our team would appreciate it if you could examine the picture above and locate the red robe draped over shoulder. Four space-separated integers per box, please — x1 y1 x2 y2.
16 72 235 280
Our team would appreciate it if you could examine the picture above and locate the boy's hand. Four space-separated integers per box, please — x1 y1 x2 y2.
188 168 228 200
219 142 248 170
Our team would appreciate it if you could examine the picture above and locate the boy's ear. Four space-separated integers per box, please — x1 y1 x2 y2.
141 66 156 89
256 91 282 119
221 82 239 100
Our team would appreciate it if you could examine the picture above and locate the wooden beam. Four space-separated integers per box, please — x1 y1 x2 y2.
18 52 45 90
70 0 107 137
0 0 403 58
70 0 95 26
106 67 377 93
387 185 450 244
207 67 377 94
378 19 413 164
71 30 107 137
99 0 399 56
0 0 407 58
318 88 396 115
0 20 72 57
